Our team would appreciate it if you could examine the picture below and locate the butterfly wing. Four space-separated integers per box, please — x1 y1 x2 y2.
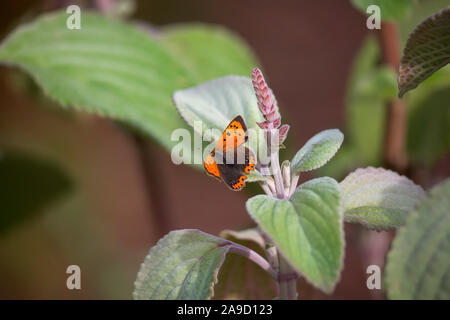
204 115 255 190
216 146 256 191
204 153 221 180
215 115 248 152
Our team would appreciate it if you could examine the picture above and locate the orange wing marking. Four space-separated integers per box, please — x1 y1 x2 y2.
215 116 247 152
204 154 220 180
231 175 247 190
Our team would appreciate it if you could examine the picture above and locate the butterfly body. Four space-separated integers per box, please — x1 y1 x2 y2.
204 116 255 191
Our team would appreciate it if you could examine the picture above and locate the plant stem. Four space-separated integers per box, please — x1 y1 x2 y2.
259 181 273 196
266 177 277 195
252 68 298 299
268 129 286 199
289 174 300 197
378 22 408 173
271 151 286 199
227 242 278 280
278 254 298 300
267 128 298 299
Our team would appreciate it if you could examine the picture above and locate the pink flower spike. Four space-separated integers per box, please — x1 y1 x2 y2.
251 68 277 118
273 118 281 129
251 67 285 132
257 121 270 129
265 110 280 123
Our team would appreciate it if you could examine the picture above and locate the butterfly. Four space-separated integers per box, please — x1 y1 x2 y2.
204 115 256 191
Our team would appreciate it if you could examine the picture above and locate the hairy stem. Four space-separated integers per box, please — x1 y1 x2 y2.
267 129 298 299
268 129 286 199
259 181 273 196
289 174 300 197
278 254 298 300
271 150 286 199
228 242 278 280
252 67 297 299
282 162 291 196
266 177 277 195
277 251 298 299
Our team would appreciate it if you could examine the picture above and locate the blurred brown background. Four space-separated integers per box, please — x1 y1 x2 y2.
0 0 444 299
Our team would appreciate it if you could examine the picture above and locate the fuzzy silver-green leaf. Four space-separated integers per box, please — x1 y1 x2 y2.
173 76 265 154
0 12 259 153
341 167 425 231
133 229 230 300
0 11 194 151
385 178 450 299
246 177 344 293
291 129 344 174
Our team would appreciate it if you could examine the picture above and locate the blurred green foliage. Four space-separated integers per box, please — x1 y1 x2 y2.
408 86 450 166
322 1 450 180
345 1 450 300
0 11 260 233
0 151 71 233
319 37 396 180
0 0 449 299
398 0 450 44
161 24 259 83
350 0 414 22
0 12 258 152
346 38 396 165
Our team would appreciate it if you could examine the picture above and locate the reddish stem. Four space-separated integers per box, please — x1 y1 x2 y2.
378 22 408 172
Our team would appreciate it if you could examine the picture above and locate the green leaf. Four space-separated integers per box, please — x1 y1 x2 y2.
214 229 277 299
0 12 259 154
350 0 414 22
173 76 265 153
340 167 425 231
0 151 71 233
246 177 344 293
385 178 450 299
133 229 230 300
161 24 259 83
290 129 344 175
0 11 192 151
398 7 450 97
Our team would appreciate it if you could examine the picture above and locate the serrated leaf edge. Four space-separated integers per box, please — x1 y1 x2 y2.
133 229 230 300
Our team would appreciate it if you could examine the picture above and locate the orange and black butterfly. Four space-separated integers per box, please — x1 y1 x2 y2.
204 115 256 191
